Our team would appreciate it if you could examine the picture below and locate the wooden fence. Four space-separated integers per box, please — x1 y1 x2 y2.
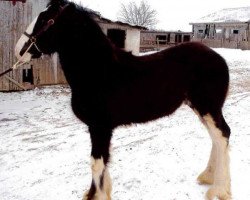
192 38 250 50
140 39 186 52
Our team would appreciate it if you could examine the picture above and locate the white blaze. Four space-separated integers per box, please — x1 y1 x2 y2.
15 16 38 62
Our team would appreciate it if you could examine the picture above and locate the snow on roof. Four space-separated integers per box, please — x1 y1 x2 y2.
191 6 250 23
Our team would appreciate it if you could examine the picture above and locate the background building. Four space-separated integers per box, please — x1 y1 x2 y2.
190 7 250 50
140 30 192 52
96 16 144 56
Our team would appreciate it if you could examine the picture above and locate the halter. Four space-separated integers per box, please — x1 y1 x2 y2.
0 3 69 78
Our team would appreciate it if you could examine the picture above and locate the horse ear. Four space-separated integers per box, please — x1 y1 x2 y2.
49 0 64 5
50 0 58 3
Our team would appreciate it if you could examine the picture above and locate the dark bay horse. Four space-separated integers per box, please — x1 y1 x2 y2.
15 0 231 199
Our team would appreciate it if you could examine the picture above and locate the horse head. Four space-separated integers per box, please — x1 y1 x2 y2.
15 0 69 63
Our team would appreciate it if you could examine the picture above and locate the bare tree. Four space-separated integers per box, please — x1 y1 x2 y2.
117 1 158 28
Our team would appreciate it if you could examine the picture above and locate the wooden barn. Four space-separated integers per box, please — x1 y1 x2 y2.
95 15 145 56
0 0 67 91
140 30 192 52
190 7 250 50
0 0 143 91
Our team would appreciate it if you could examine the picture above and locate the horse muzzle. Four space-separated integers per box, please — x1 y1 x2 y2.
15 34 42 63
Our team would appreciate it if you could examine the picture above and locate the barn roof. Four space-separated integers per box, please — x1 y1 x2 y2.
191 6 250 24
85 8 147 30
141 30 192 34
96 16 147 30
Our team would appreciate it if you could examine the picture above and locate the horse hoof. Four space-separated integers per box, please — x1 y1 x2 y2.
206 186 231 200
82 190 89 200
83 190 111 200
83 190 95 200
197 170 214 185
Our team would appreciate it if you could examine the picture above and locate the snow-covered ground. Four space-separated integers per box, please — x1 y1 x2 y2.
0 48 250 200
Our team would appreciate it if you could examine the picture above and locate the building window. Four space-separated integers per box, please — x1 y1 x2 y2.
232 30 239 34
216 28 223 33
198 30 204 33
156 35 167 44
107 29 126 48
183 35 191 42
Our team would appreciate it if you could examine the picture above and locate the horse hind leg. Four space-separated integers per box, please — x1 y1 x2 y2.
197 139 216 185
83 126 112 200
198 111 231 200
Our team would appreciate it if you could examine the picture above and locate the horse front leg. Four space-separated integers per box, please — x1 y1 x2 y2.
83 126 112 200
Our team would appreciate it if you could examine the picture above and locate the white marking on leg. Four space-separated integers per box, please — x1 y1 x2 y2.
193 109 217 185
91 157 105 188
90 157 112 200
198 143 216 185
203 114 231 200
15 16 38 62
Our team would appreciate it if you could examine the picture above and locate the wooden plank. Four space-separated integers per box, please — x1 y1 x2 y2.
4 75 26 90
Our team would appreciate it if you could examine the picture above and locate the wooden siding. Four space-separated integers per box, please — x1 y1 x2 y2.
0 0 66 91
0 1 31 91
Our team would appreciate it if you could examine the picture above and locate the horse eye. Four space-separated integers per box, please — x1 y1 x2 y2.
40 19 46 24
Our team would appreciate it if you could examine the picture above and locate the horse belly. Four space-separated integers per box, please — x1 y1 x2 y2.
108 79 185 125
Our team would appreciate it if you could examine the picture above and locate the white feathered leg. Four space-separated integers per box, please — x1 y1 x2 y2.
203 114 231 200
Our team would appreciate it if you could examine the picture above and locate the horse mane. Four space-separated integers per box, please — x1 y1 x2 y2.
47 0 134 62
47 0 102 21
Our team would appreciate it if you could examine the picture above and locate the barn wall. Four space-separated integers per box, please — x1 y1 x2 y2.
0 1 32 91
140 31 192 52
99 22 141 55
192 23 248 41
191 22 250 50
125 29 140 55
192 38 250 50
0 0 66 91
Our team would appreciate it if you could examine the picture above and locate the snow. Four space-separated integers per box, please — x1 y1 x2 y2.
0 48 250 200
192 6 250 23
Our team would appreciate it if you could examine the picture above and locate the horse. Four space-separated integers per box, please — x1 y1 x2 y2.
15 0 231 199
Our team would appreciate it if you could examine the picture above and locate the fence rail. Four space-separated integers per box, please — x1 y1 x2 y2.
192 38 250 50
140 39 185 52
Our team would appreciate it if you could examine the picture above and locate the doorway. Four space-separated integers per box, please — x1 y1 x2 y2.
107 29 126 48
183 35 191 42
175 34 182 43
22 66 33 85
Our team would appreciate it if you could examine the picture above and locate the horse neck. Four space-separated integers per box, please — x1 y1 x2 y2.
56 12 115 67
55 11 117 91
